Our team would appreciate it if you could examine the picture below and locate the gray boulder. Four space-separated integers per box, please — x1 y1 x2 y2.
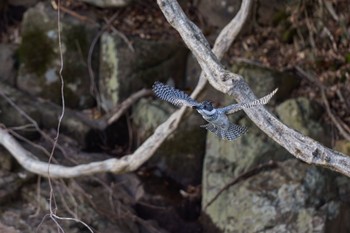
17 2 98 109
276 97 329 145
203 159 343 233
201 63 341 232
201 63 296 210
232 61 299 100
99 32 187 112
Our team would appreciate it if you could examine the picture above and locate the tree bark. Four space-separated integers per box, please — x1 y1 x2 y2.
157 0 350 177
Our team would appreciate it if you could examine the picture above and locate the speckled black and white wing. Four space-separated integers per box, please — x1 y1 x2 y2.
152 81 199 108
201 123 248 141
220 88 278 114
225 123 248 140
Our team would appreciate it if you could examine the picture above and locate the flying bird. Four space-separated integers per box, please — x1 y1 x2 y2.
152 81 277 141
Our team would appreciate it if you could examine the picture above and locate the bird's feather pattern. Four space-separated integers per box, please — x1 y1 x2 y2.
152 81 276 141
221 88 278 114
201 123 247 141
226 123 248 140
152 81 199 108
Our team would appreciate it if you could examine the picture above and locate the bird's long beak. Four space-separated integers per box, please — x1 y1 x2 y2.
192 105 202 110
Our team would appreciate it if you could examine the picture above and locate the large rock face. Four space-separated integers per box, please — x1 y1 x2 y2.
202 62 298 185
201 62 350 232
99 32 187 112
17 2 98 109
231 61 299 100
203 159 344 233
276 97 329 145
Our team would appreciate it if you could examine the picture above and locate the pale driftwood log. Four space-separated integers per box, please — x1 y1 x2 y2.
0 127 128 178
0 0 252 178
158 0 350 177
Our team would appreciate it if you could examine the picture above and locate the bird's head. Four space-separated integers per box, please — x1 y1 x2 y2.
193 100 214 112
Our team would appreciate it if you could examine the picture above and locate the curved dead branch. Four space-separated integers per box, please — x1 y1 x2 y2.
106 89 153 125
0 0 252 178
157 0 350 177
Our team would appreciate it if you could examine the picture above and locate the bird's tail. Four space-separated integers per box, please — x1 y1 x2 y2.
201 123 247 141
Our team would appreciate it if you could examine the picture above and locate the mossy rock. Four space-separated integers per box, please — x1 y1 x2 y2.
204 159 342 233
99 32 188 112
276 98 329 145
231 61 299 101
17 2 98 109
18 27 55 76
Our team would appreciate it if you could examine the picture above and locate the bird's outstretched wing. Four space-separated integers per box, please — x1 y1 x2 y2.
152 81 199 108
201 123 248 141
220 88 278 114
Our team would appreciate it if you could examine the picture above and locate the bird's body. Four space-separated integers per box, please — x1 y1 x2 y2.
152 81 277 141
194 101 248 140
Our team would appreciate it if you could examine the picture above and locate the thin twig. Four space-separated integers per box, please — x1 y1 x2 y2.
336 89 350 109
107 89 153 125
47 2 95 232
104 17 135 52
87 12 120 110
57 5 94 23
321 89 350 141
339 119 350 135
296 66 350 140
323 0 339 22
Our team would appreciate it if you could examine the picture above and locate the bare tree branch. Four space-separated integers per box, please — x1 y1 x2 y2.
0 0 252 178
191 0 252 98
106 89 153 125
0 127 127 178
157 0 350 177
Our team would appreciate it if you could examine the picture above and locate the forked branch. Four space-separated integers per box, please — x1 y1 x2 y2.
157 0 350 177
